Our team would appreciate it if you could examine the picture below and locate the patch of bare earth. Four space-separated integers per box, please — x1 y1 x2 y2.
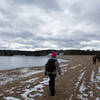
0 55 100 100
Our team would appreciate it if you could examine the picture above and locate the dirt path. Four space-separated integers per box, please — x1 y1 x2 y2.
0 55 100 100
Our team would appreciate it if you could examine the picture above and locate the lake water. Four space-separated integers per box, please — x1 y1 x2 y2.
0 56 69 70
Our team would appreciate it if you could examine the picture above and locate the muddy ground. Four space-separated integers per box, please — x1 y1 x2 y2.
0 55 100 100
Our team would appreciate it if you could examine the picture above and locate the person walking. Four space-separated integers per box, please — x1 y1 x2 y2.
45 52 61 96
93 55 97 64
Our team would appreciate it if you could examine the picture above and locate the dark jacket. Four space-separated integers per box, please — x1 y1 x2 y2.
45 57 61 75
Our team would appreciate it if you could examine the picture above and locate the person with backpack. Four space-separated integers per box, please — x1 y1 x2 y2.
45 52 61 96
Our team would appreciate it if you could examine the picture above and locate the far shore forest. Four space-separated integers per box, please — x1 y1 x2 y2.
0 49 100 56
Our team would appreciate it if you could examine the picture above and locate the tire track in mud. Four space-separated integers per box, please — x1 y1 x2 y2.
91 64 100 99
71 58 100 100
68 64 87 100
66 57 91 100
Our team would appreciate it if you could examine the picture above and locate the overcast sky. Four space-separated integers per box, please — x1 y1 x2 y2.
0 0 100 51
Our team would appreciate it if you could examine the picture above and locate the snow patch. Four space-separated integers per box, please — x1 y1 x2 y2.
89 91 93 97
70 64 81 70
79 80 87 94
77 80 88 100
76 71 86 88
96 85 100 89
25 77 39 83
0 70 44 85
29 93 42 98
96 97 100 100
21 78 49 100
62 67 67 73
95 67 100 90
77 94 88 100
96 67 100 81
22 70 44 78
4 97 20 100
40 78 49 85
96 75 100 81
20 68 29 73
69 94 73 100
91 70 95 82
60 64 68 67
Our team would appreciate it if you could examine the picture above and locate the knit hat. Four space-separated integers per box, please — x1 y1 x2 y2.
52 52 56 57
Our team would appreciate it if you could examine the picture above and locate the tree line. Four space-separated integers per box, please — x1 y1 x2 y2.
0 49 99 56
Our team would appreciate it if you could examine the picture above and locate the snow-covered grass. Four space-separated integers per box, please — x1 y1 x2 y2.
77 80 88 100
91 67 100 83
21 78 49 100
4 97 20 100
2 62 94 100
79 80 87 96
22 70 44 78
77 67 100 100
75 70 86 88
25 77 39 83
70 64 81 70
0 62 69 86
61 67 67 75
20 77 49 100
96 67 100 81
95 66 100 90
96 75 100 81
89 91 93 97
91 70 95 82
20 68 29 73
68 94 73 100
0 70 44 85
60 64 68 67
77 94 88 100
96 97 100 100
40 78 49 85
0 63 68 86
91 67 100 90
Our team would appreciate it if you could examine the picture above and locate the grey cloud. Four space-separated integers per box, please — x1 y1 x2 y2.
12 0 61 11
0 31 32 39
0 0 100 50
69 0 100 25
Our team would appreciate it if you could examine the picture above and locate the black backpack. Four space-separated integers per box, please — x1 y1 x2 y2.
46 59 56 72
